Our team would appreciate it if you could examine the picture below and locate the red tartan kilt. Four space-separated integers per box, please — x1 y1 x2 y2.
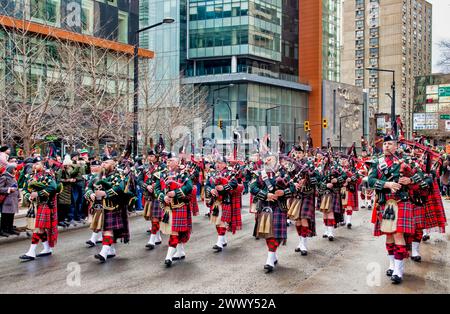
413 205 426 230
345 191 358 210
220 204 232 223
35 203 57 229
373 198 415 236
190 186 199 216
172 204 190 232
424 181 447 231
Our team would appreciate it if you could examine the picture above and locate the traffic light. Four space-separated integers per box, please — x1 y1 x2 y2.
322 119 328 129
218 119 223 129
304 121 310 132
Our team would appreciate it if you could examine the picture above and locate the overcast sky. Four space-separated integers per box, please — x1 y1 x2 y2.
427 0 450 73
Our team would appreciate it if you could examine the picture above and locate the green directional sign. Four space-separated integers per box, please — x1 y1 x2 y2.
439 86 450 97
440 114 450 120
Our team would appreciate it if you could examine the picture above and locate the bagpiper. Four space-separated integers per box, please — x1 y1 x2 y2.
85 157 130 263
250 153 295 272
154 153 193 267
19 158 60 261
368 135 432 284
205 156 239 252
84 159 104 247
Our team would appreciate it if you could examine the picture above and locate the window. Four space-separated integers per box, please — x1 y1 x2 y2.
118 11 128 44
82 0 94 35
356 59 363 68
355 79 364 87
355 69 364 77
356 30 364 38
355 49 364 58
370 48 379 56
369 37 379 46
30 0 60 25
356 20 364 29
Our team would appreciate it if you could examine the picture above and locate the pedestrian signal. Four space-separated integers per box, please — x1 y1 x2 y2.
323 119 328 129
218 119 223 129
304 121 310 131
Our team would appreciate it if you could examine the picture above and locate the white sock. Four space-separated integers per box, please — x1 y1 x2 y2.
222 234 228 244
301 237 308 251
328 226 334 237
266 252 275 267
156 231 162 243
25 244 37 257
174 243 185 258
97 232 103 242
324 226 329 236
388 255 395 270
347 215 352 224
393 259 404 278
216 236 224 248
41 241 52 254
412 242 420 257
109 245 116 256
147 234 156 245
99 245 110 259
89 232 98 243
165 246 177 261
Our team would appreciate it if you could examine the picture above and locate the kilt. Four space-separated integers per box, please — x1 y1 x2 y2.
272 205 287 241
143 199 162 220
300 194 316 236
229 187 243 233
331 192 344 224
35 198 58 247
413 205 426 230
373 193 415 236
104 209 124 231
190 186 199 216
220 203 232 224
172 204 190 232
424 181 447 232
346 190 359 211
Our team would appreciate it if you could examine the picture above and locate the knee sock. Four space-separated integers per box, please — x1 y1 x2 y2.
169 235 179 248
413 230 423 243
178 231 190 244
394 244 409 260
151 221 160 235
266 238 280 252
295 225 302 236
346 210 353 216
39 232 48 242
216 226 227 236
102 235 113 246
31 233 41 244
300 226 310 237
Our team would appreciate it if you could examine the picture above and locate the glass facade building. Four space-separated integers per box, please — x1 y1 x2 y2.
322 0 341 82
0 0 139 44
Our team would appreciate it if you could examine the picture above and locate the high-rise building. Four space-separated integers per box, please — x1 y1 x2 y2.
141 0 312 150
341 0 432 138
299 0 342 146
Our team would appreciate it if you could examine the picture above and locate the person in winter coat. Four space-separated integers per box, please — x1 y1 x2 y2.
0 165 20 237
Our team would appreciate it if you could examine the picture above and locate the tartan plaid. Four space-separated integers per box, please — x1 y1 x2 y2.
424 181 447 232
113 206 130 242
266 238 280 252
35 197 58 247
220 203 232 223
229 184 244 234
172 204 191 232
190 185 199 216
413 205 426 230
151 200 162 219
331 192 344 224
346 190 359 211
104 210 124 231
373 193 415 236
272 205 287 241
300 194 316 236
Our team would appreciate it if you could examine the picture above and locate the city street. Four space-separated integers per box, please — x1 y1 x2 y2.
0 195 449 294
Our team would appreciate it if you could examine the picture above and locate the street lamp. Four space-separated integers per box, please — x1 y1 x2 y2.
366 67 396 133
211 84 234 139
133 17 175 157
265 105 281 149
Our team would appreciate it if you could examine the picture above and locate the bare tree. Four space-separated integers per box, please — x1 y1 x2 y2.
438 39 450 73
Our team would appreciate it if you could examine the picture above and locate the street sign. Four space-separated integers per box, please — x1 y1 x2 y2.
440 114 450 120
439 86 450 97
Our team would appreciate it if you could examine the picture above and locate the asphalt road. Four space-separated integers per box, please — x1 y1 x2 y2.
0 195 449 294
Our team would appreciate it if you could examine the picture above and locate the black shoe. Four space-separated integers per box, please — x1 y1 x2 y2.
146 244 155 250
173 255 185 261
86 240 96 248
328 236 334 241
165 259 173 267
411 256 422 263
0 231 9 237
58 222 67 228
107 254 116 259
347 223 352 229
361 206 366 209
155 240 162 245
274 259 278 265
386 269 394 277
300 250 308 256
19 254 35 261
391 275 402 284
147 230 151 234
255 237 260 240
367 205 372 210
222 243 227 247
36 252 52 257
295 247 301 252
212 245 223 252
96 240 103 244
322 234 328 238
94 254 106 263
422 235 430 242
264 264 274 273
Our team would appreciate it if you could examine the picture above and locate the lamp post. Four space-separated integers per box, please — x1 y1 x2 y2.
265 105 281 149
211 84 234 140
366 67 395 133
133 17 175 157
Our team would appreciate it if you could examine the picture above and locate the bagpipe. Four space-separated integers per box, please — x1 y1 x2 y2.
205 171 235 207
399 138 441 174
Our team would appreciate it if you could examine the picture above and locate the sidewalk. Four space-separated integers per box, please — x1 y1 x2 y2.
0 209 144 244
